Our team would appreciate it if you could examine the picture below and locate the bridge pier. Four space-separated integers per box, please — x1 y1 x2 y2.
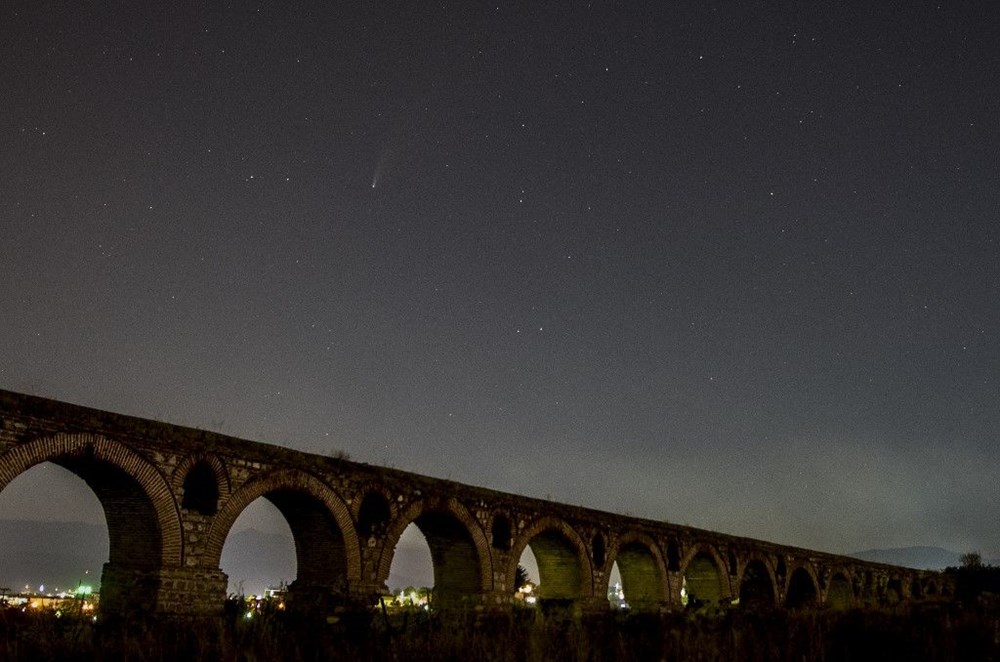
99 564 227 617
99 563 161 615
473 589 515 611
666 570 685 608
627 598 672 613
283 580 377 617
156 567 228 615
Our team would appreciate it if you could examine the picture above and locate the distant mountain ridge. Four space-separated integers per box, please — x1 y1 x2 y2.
0 519 107 591
848 546 1000 570
0 519 301 595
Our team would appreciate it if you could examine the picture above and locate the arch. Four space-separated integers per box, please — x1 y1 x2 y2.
680 545 729 606
509 517 591 601
826 570 854 609
885 577 903 605
205 469 361 589
785 564 819 609
0 433 182 566
357 490 392 536
666 539 681 571
182 462 218 515
609 532 669 609
738 557 776 608
174 453 230 516
592 532 607 569
491 512 513 551
377 498 492 606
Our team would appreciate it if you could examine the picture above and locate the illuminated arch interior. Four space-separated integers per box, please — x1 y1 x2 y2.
521 529 583 601
827 572 853 609
616 541 664 609
684 552 726 605
411 510 482 606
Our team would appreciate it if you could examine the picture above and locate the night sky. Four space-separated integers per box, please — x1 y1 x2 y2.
2 1 998 560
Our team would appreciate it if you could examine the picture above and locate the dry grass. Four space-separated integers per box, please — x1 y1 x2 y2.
2 600 998 661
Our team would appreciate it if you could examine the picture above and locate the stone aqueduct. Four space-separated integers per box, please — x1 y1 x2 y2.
1 390 948 617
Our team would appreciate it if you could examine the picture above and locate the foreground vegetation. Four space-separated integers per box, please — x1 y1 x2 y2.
2 598 999 662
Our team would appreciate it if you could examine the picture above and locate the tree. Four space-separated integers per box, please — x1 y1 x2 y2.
946 551 1000 604
515 564 531 590
961 551 983 569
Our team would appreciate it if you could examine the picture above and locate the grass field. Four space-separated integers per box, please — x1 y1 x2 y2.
2 599 998 661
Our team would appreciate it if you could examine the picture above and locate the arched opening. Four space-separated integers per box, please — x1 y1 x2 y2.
269 489 349 602
827 572 853 609
219 497 295 597
0 441 171 614
592 533 606 568
54 456 163 571
925 580 938 597
181 461 219 516
667 540 680 572
885 578 902 605
683 552 726 608
862 571 874 601
387 523 433 609
785 567 818 609
206 470 360 616
738 560 775 608
615 541 666 611
0 462 107 600
491 514 512 551
358 492 391 536
385 509 483 608
517 528 584 607
215 484 351 614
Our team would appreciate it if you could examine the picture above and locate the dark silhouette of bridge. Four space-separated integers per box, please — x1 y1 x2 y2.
0 390 948 617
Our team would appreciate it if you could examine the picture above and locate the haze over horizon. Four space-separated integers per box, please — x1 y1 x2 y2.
2 0 998 568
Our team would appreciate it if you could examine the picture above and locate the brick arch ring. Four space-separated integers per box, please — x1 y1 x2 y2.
735 551 780 600
376 496 494 592
822 564 856 601
678 542 732 599
172 452 231 497
507 516 594 598
203 468 362 584
679 542 730 577
607 531 671 598
0 432 183 566
785 560 821 591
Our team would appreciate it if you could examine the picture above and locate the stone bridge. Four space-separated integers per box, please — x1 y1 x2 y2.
0 390 948 617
